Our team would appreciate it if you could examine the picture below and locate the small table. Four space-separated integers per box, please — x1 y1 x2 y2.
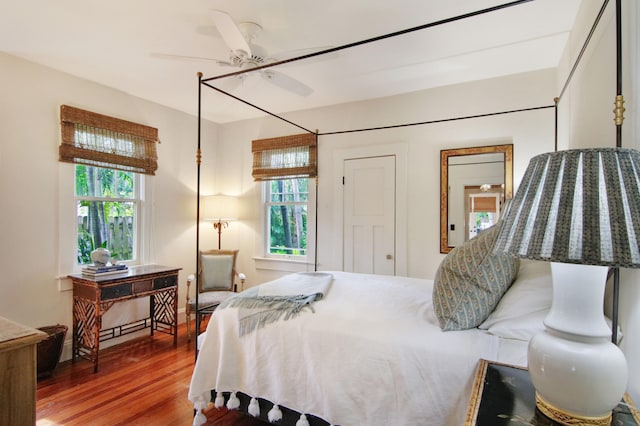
465 359 640 426
69 265 180 373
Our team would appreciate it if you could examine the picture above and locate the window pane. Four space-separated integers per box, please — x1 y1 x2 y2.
75 165 135 199
117 171 135 198
77 200 135 264
75 165 89 197
98 168 114 196
266 178 309 257
269 178 308 202
269 204 307 255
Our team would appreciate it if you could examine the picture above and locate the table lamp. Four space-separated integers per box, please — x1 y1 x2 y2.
493 148 640 425
203 194 239 249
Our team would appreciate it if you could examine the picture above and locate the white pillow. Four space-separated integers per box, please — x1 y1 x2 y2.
482 310 547 341
479 260 552 340
480 260 624 343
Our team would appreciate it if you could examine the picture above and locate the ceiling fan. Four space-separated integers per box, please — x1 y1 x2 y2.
156 10 314 96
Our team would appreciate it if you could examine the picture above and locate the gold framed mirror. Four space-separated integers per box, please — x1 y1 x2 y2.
440 144 513 253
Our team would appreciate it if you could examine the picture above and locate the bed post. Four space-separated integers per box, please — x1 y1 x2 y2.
314 130 319 272
611 0 624 345
553 97 559 152
195 72 203 359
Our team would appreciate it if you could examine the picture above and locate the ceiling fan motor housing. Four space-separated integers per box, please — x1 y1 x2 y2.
230 43 267 67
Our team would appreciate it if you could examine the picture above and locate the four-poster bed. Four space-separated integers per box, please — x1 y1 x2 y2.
188 0 633 425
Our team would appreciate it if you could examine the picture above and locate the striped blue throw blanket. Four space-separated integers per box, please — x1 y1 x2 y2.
218 272 333 336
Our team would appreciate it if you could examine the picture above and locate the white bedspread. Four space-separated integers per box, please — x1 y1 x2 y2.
188 271 500 426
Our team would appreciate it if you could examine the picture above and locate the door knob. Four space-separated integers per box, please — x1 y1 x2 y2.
386 254 393 260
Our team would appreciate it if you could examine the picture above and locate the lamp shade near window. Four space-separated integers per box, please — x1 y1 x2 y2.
493 148 640 424
203 195 239 249
203 195 239 222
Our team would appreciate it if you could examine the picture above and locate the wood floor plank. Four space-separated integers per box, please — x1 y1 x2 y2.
36 323 266 426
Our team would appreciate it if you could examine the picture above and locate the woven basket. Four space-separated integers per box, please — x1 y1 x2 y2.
36 324 68 380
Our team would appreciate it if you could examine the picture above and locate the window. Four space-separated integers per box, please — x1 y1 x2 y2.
75 165 140 265
252 133 317 265
58 105 158 272
266 178 309 257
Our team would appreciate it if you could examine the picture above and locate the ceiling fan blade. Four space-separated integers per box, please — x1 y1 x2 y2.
216 75 246 92
260 70 313 96
195 25 219 38
211 10 252 58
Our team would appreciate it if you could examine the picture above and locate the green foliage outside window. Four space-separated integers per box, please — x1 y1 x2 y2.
268 178 308 256
76 165 136 264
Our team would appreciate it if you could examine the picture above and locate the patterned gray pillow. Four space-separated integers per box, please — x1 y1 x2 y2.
433 224 520 331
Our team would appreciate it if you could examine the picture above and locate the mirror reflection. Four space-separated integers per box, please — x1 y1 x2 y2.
440 144 513 253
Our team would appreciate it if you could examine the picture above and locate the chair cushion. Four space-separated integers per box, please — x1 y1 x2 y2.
188 291 235 310
433 224 520 331
201 254 234 291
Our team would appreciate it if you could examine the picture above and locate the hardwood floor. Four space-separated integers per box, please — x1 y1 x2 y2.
36 322 267 426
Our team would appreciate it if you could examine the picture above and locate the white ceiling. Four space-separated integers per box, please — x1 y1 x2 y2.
0 0 582 123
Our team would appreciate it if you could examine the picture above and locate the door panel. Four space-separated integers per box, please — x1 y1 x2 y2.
344 156 395 275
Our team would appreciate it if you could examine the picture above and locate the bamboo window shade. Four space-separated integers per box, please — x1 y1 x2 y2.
251 133 317 181
469 195 498 213
59 105 159 175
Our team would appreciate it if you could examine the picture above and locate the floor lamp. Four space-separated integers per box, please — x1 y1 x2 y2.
493 148 640 425
203 194 238 249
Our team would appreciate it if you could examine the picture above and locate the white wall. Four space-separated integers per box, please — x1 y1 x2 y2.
0 52 218 355
556 0 639 402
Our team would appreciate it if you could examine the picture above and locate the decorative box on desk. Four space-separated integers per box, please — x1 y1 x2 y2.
69 264 181 373
465 359 640 426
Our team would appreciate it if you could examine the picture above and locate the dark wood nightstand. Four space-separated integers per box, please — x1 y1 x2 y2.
465 359 640 426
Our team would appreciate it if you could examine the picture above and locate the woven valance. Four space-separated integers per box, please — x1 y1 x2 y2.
470 195 498 213
252 133 317 181
59 105 159 175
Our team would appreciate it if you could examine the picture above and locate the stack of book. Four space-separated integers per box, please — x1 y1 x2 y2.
82 264 129 276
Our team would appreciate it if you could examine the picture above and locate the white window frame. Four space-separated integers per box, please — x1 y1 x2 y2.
57 163 152 291
254 178 316 272
74 165 143 266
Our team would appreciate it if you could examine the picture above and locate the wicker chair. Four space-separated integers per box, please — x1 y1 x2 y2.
186 249 245 341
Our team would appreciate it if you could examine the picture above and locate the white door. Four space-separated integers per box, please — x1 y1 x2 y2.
343 156 396 275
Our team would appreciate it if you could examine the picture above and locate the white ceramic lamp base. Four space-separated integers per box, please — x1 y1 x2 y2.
528 263 628 424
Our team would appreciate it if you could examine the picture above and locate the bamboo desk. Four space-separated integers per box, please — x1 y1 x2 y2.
69 265 180 373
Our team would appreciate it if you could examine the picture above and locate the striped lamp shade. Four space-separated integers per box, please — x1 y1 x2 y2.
493 148 640 267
